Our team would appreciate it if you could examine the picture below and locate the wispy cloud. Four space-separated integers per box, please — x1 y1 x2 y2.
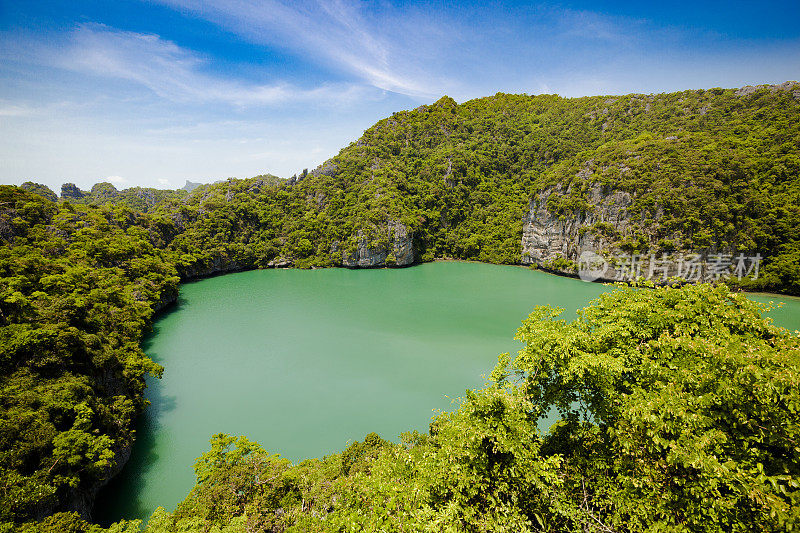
0 19 414 188
145 1 646 99
4 23 374 107
1 1 797 190
150 1 800 100
153 0 460 98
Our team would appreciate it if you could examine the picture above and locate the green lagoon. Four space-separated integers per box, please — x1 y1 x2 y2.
96 262 800 523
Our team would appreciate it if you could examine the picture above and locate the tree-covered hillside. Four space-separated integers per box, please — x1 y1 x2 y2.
3 83 800 530
0 188 178 526
38 83 800 291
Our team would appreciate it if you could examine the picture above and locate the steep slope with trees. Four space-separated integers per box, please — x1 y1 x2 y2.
71 83 800 292
0 188 178 525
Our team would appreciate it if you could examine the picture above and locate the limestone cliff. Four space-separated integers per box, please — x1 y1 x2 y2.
342 221 415 268
176 221 414 279
520 182 746 282
522 183 633 271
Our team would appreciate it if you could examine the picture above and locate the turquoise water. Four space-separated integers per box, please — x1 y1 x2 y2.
749 292 800 333
95 263 800 523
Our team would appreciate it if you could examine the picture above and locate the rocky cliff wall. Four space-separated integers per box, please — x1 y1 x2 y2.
342 221 415 268
522 183 633 269
175 220 415 281
520 183 746 282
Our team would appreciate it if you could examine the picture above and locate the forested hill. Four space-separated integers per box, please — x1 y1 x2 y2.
25 82 800 293
2 83 800 531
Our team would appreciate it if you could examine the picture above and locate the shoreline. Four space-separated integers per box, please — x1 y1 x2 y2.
172 256 797 298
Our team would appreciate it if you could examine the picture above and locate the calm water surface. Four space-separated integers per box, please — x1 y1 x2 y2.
96 262 800 523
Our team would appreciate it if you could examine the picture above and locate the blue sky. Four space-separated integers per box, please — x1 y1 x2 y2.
1 1 798 190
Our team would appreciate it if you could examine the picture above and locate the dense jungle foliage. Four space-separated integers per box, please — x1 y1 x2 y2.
17 84 800 290
2 83 800 530
0 188 178 528
176 84 798 294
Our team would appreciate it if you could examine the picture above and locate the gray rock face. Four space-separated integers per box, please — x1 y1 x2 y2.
389 222 414 266
309 160 338 179
522 183 632 268
735 81 800 100
267 258 292 268
342 232 386 267
342 221 414 268
521 184 745 282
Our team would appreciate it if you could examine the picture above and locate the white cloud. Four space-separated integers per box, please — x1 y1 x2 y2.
152 0 459 98
157 178 171 186
4 23 377 108
151 1 800 101
0 99 391 190
105 175 128 184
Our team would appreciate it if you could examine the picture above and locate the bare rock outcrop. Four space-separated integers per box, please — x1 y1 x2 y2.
521 183 632 268
521 183 744 282
389 222 414 266
735 81 800 100
342 221 414 268
181 180 202 192
179 255 243 280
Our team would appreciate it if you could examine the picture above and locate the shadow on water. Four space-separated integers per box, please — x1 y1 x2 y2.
93 300 184 526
